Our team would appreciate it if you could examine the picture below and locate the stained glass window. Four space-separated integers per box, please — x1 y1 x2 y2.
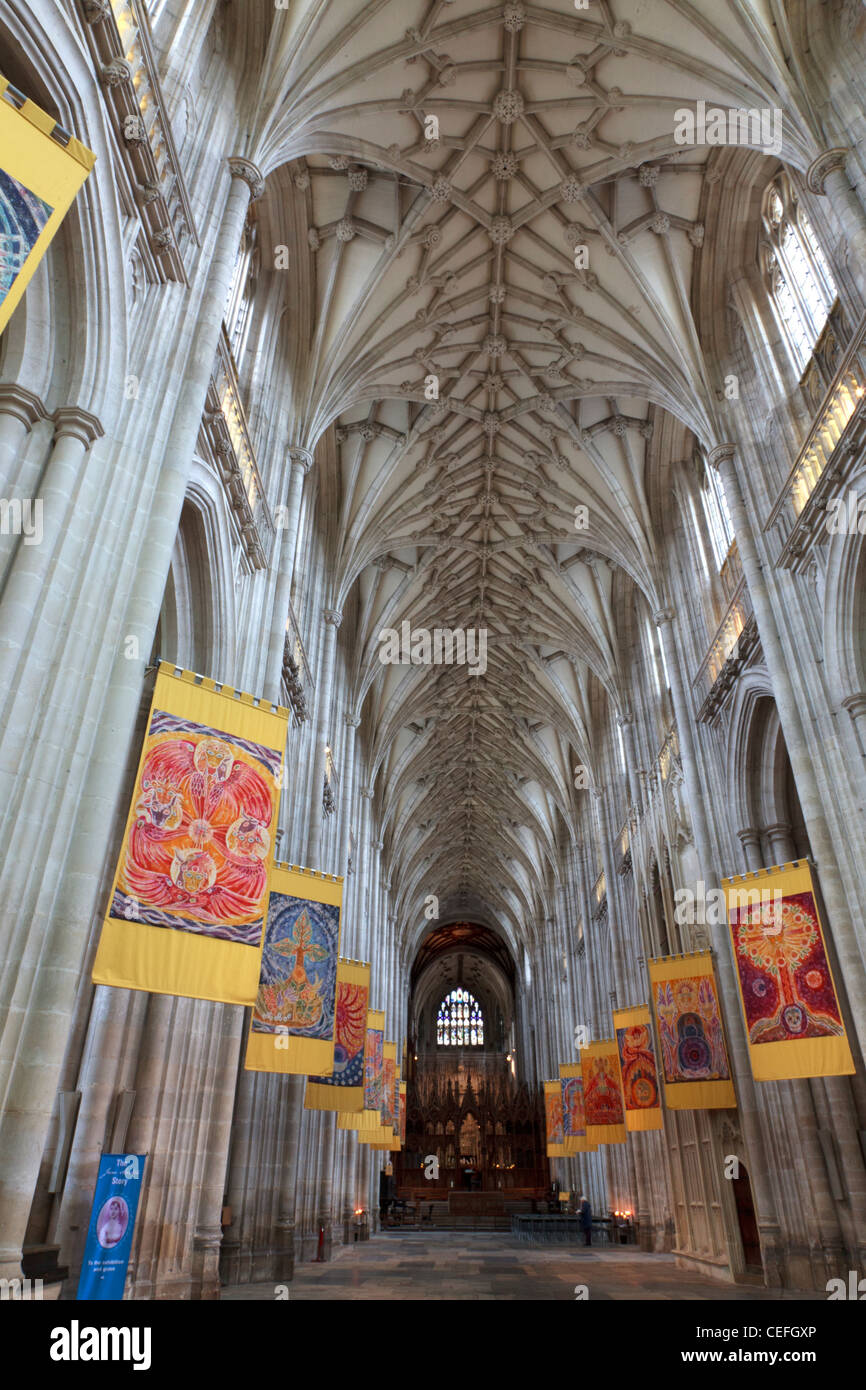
436 989 484 1046
762 175 837 374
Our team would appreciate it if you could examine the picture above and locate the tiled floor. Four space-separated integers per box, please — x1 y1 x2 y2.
221 1232 821 1300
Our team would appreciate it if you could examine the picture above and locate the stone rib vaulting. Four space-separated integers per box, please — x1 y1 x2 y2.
1 0 866 1304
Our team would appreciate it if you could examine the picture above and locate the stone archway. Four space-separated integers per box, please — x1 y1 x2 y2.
727 680 812 869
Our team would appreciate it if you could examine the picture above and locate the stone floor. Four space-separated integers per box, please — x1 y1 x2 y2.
221 1232 822 1300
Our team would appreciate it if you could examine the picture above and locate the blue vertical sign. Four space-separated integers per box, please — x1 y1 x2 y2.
77 1154 145 1300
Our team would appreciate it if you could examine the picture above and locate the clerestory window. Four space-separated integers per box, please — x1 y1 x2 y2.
761 174 837 375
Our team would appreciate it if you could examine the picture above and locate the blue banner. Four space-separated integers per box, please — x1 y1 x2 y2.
77 1154 145 1300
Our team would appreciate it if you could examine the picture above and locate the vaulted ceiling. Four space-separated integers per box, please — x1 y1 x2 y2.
242 1 825 957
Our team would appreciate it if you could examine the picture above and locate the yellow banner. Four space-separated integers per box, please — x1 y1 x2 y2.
580 1042 627 1144
358 1039 400 1145
559 1063 595 1153
649 952 737 1109
0 78 95 335
612 1005 664 1132
370 1078 402 1149
359 1041 397 1144
305 960 371 1110
338 1009 385 1131
381 1042 397 1133
244 862 342 1075
93 664 288 1005
543 1080 566 1157
722 860 855 1081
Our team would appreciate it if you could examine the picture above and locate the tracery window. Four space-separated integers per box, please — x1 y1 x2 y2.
436 988 484 1046
224 218 258 366
700 462 734 570
761 175 837 374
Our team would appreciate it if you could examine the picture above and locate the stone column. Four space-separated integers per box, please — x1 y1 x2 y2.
737 827 765 873
764 822 796 864
806 150 866 302
0 384 48 581
264 447 312 704
0 406 104 715
710 444 866 1048
356 789 375 961
617 713 643 814
274 1074 305 1281
653 606 784 1283
306 609 342 869
591 787 628 1007
332 712 359 1243
340 717 360 893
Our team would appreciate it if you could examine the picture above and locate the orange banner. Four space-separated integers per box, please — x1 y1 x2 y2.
581 1042 627 1145
612 1005 664 1132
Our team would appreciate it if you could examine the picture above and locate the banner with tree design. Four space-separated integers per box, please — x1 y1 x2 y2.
723 861 854 1081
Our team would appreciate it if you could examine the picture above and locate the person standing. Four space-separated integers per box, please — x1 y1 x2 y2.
578 1194 592 1246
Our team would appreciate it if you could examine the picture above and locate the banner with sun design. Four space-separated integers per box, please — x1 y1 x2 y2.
612 1005 664 1132
0 77 95 335
544 1081 567 1158
305 960 371 1110
399 1080 407 1147
559 1063 595 1154
580 1042 627 1145
649 953 737 1109
338 1009 385 1131
722 861 855 1081
245 863 343 1075
93 665 288 1005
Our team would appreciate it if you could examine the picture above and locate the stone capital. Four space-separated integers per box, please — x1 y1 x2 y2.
0 383 48 429
323 608 343 629
52 405 104 448
346 714 361 728
288 446 313 474
360 787 376 800
707 442 736 473
615 710 632 729
806 148 849 196
841 691 866 723
764 820 792 839
372 839 384 852
736 825 763 847
652 607 674 628
228 156 266 201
